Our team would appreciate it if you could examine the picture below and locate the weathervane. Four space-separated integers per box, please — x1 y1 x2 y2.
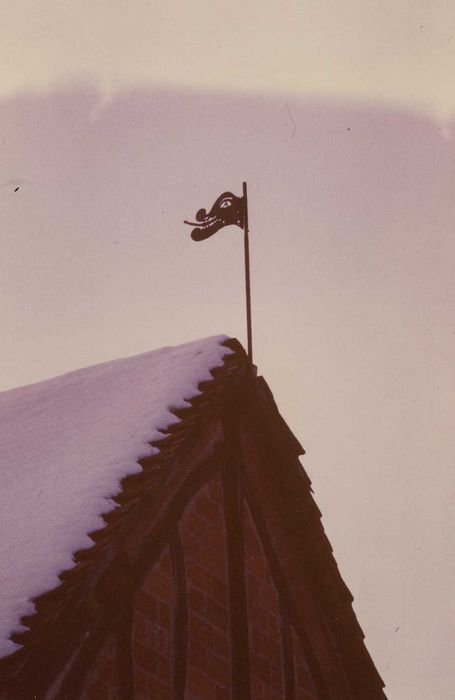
184 183 253 364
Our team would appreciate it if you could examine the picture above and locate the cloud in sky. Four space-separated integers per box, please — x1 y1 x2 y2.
1 1 455 118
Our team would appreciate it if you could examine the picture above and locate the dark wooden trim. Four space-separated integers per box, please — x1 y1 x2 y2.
117 597 135 700
58 610 118 700
241 474 329 700
280 603 295 700
133 445 222 588
61 453 221 699
76 453 221 700
222 417 251 700
170 527 188 700
45 449 223 700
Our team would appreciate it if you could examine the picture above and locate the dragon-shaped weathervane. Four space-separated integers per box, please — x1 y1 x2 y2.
184 191 245 241
184 183 253 364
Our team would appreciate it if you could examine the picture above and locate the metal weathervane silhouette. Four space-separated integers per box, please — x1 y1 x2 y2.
184 192 245 241
184 182 253 364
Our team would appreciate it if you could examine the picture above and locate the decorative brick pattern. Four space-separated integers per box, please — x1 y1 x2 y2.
291 628 318 699
80 633 119 700
132 545 173 699
180 475 232 700
244 502 284 700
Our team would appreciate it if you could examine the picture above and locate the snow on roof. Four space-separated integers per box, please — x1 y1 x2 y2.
0 335 232 658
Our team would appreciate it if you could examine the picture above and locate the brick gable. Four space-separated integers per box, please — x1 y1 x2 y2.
0 340 386 699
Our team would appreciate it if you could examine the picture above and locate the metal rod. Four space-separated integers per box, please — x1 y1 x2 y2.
242 181 253 363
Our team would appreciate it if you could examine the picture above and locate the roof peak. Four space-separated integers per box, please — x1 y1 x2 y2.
0 334 246 659
0 335 235 398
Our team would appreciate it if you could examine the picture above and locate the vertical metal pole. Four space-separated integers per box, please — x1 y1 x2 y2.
242 182 253 364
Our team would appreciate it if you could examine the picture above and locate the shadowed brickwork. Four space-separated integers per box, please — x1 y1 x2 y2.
244 501 284 700
180 474 231 700
79 471 322 700
132 546 173 699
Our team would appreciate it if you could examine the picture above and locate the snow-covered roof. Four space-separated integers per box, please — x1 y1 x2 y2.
0 336 233 659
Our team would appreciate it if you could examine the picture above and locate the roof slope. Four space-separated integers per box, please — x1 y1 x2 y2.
0 336 386 700
0 335 233 659
241 377 386 699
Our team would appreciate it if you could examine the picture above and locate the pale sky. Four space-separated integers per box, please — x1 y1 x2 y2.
1 3 455 699
1 1 455 119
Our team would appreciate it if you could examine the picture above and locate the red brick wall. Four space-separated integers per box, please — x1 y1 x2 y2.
244 502 285 700
180 474 232 700
79 473 319 700
80 633 119 700
132 545 173 699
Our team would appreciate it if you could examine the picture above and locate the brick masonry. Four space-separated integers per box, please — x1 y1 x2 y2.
132 545 173 699
180 474 232 700
244 500 284 700
79 472 317 699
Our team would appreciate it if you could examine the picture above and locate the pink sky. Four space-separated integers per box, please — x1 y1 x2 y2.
1 86 454 698
3 6 455 698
